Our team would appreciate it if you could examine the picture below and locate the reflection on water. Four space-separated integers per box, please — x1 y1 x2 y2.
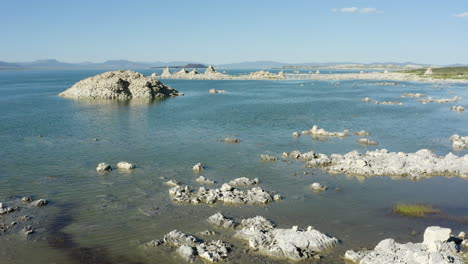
0 69 467 263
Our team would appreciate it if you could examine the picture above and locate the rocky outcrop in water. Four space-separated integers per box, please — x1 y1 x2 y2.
209 89 226 94
450 134 468 150
345 226 463 264
96 162 112 173
207 214 338 261
419 96 462 104
260 154 278 161
374 101 403 105
450 106 465 112
227 177 259 187
196 176 216 185
402 93 426 98
301 125 350 137
59 70 182 99
167 180 278 205
117 161 135 170
283 149 468 179
146 230 230 262
357 138 379 146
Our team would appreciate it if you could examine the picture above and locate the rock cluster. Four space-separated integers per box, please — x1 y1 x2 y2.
373 82 398 86
260 154 278 161
402 93 426 98
357 138 379 146
283 149 468 179
374 101 403 105
167 181 278 205
97 161 136 173
0 197 48 236
419 96 462 104
207 214 338 261
450 106 465 112
450 134 468 150
301 125 350 137
355 130 370 136
209 89 226 94
59 70 182 99
344 226 463 264
146 230 230 262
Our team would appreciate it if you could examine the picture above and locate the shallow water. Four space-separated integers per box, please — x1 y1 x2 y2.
0 69 467 264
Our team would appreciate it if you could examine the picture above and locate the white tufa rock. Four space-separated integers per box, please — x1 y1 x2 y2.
260 154 278 161
192 163 205 172
196 176 215 185
59 70 182 99
207 213 237 229
284 148 468 179
292 131 300 137
424 68 433 75
450 106 465 112
227 177 260 187
345 226 462 264
117 161 135 170
96 163 112 173
402 93 426 98
357 138 379 146
419 96 462 103
363 97 372 102
311 182 328 192
450 134 468 150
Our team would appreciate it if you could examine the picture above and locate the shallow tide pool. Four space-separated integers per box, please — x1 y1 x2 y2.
0 69 467 263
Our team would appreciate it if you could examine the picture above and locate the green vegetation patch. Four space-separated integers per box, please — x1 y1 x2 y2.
393 203 441 218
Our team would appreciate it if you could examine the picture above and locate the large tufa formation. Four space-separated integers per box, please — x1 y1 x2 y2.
167 179 278 205
59 70 182 99
283 149 468 179
207 213 338 261
345 226 463 264
146 230 230 262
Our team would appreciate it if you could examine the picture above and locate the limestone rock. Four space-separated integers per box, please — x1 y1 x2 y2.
196 176 215 185
260 154 278 161
450 134 468 150
59 70 182 99
31 199 48 207
176 245 197 262
193 163 205 172
310 182 327 192
419 96 462 103
223 137 240 143
450 106 465 112
166 179 180 187
227 177 259 187
207 213 237 229
209 89 226 94
117 161 135 170
344 226 462 264
96 162 112 173
357 138 379 146
363 97 372 102
402 93 426 98
355 130 370 136
196 240 230 262
292 132 300 137
235 216 338 261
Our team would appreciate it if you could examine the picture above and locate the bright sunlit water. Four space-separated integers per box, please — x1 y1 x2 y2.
0 69 467 264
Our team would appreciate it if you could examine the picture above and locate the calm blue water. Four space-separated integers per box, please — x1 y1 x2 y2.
0 69 467 263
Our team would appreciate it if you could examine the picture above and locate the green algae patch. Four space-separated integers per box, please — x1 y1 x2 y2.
393 203 441 218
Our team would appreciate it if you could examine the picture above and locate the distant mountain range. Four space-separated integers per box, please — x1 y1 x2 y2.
0 59 466 70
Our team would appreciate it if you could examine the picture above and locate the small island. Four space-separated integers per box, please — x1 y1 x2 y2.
59 70 183 99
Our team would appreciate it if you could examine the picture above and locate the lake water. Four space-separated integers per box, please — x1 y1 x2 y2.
0 69 467 264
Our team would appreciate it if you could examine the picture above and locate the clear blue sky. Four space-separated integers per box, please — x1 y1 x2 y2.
2 0 467 64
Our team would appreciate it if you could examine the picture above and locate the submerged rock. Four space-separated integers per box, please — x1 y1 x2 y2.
284 149 468 179
374 101 403 105
59 70 183 99
260 154 278 161
207 213 237 229
310 182 328 192
363 97 372 102
166 179 180 187
209 89 226 94
117 161 135 170
292 131 300 137
419 96 462 103
402 93 426 98
234 216 338 261
357 138 379 146
227 177 259 187
196 176 215 185
450 134 468 150
96 163 112 173
355 130 370 137
301 125 349 137
344 226 463 264
223 137 240 143
450 106 465 112
192 163 205 172
31 199 48 207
